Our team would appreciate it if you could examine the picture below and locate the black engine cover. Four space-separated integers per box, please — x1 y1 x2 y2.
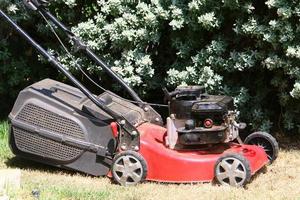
170 94 234 126
168 86 234 145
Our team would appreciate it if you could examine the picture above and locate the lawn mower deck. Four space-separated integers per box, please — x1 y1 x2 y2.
138 123 268 184
109 122 269 186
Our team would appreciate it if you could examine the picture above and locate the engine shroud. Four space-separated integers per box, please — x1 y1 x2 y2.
168 86 235 146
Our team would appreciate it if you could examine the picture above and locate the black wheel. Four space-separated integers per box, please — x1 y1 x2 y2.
244 132 279 163
214 153 251 187
111 150 147 186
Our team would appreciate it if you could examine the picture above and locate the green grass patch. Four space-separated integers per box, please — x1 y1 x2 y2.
0 120 299 200
0 121 12 164
12 183 111 200
0 121 8 139
5 170 114 200
41 186 110 200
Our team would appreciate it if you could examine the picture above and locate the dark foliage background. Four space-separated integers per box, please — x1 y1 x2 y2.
1 0 300 136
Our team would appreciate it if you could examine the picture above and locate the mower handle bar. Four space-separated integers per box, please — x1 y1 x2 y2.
0 8 140 151
38 6 143 104
23 0 143 104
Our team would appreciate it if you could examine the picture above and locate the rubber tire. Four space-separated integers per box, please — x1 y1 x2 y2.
244 132 279 163
111 150 147 186
214 153 251 187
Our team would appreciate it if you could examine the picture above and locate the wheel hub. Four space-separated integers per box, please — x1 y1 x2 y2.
112 155 143 186
216 157 247 187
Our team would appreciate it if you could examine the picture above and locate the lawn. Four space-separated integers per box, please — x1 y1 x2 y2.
0 121 300 200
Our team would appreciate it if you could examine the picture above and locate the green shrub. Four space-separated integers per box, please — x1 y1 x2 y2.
0 0 57 118
1 0 300 134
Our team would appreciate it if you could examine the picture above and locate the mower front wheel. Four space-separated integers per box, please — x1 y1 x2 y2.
214 153 251 187
244 132 279 163
111 150 147 186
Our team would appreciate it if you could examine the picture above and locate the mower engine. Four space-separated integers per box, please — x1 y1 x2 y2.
164 86 246 149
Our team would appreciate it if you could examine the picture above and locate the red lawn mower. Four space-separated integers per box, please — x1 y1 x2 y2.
1 0 278 187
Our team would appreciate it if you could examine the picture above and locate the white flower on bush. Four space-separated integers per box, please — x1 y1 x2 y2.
122 13 138 24
198 12 220 30
290 82 300 99
296 7 300 17
186 66 196 76
121 30 135 42
169 19 184 30
262 33 272 42
64 0 77 8
58 53 82 71
263 55 281 70
207 40 226 54
188 0 200 10
241 18 258 34
167 65 222 89
111 51 155 86
199 66 222 89
167 68 192 85
277 7 292 19
144 12 156 24
229 51 257 71
269 20 277 28
123 76 142 86
155 6 169 19
233 87 249 107
137 2 150 14
7 4 18 14
136 29 147 38
72 19 106 50
243 3 255 14
136 3 159 26
265 0 276 8
99 0 121 13
136 55 154 76
286 46 300 59
169 6 184 30
136 55 152 67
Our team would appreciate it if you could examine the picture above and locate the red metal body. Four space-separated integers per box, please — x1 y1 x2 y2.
137 123 269 183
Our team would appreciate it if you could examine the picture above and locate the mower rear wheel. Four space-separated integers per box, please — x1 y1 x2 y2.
112 150 147 186
214 153 251 187
244 132 279 163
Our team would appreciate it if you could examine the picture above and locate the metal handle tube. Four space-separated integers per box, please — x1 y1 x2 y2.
0 9 140 150
39 7 143 104
0 9 116 119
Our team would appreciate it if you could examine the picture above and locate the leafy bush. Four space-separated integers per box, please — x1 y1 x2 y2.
0 0 84 118
1 0 300 134
0 0 58 118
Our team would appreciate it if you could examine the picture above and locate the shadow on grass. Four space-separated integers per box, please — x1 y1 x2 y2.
4 156 88 177
276 133 300 150
246 166 268 187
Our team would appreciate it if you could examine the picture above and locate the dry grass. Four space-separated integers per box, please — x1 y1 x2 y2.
10 150 300 200
1 122 300 200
